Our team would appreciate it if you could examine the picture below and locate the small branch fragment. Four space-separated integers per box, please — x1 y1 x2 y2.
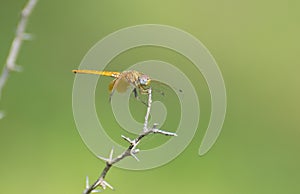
0 0 38 114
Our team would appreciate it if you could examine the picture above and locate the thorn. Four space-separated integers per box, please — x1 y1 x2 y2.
109 147 114 162
133 149 140 154
143 127 148 132
130 152 140 161
86 176 101 193
22 33 33 40
86 176 89 188
153 123 159 129
6 64 23 72
96 155 110 162
91 190 101 193
13 65 23 72
121 135 134 144
152 128 178 136
101 180 114 190
129 140 140 162
7 64 22 72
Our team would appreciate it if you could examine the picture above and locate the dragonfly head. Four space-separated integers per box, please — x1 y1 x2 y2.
139 75 151 86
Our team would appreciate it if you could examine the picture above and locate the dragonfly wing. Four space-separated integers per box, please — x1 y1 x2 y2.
108 78 118 101
109 79 117 93
115 77 131 93
150 79 184 99
109 77 130 95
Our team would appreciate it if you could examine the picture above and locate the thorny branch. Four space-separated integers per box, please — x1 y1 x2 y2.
0 0 38 118
83 88 177 194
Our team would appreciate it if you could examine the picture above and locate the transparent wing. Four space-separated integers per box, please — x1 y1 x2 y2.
131 79 184 104
150 79 184 99
115 77 131 93
108 77 131 102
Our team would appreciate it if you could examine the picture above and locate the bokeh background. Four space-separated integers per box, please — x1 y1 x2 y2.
0 0 299 193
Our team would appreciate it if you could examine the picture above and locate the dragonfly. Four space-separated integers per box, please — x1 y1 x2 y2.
72 69 179 104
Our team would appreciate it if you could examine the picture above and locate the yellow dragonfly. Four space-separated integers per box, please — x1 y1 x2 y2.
72 69 179 103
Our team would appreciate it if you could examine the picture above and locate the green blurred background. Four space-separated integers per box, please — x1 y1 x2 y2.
0 0 299 193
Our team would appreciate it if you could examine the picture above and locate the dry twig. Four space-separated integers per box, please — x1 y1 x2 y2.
83 88 177 194
0 0 38 118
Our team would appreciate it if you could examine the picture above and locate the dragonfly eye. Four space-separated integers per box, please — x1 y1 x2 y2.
139 75 150 86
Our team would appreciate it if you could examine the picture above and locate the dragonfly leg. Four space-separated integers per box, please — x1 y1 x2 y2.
131 88 148 106
133 88 138 98
139 86 150 95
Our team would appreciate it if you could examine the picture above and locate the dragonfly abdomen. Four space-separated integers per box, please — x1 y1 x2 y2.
72 70 120 78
